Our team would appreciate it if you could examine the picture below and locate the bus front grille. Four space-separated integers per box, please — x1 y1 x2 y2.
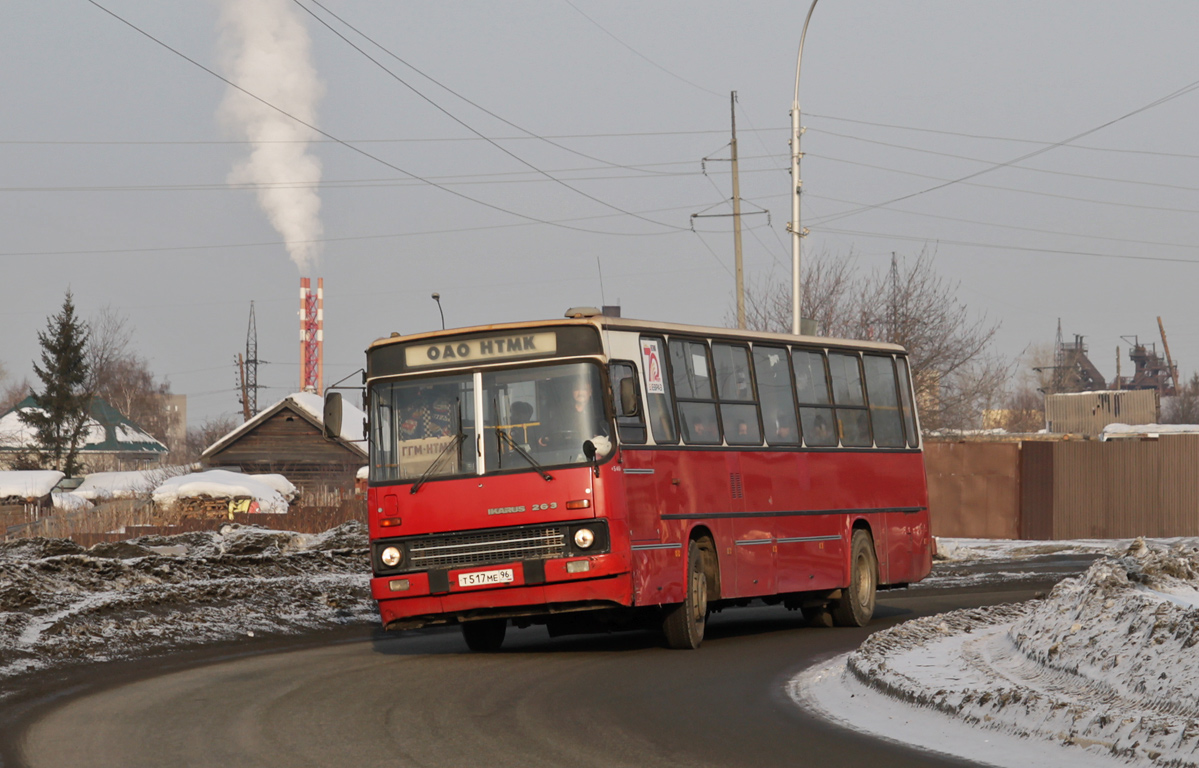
407 526 567 569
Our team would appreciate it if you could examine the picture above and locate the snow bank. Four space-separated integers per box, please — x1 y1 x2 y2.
0 522 372 692
0 470 65 501
151 470 297 514
800 539 1199 767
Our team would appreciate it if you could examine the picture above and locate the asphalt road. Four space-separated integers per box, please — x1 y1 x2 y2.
4 565 1085 768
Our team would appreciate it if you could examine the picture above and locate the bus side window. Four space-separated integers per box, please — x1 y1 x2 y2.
713 342 762 446
753 345 800 445
793 349 837 447
896 357 919 447
863 355 905 448
828 352 872 447
639 336 678 444
609 361 647 444
669 338 721 445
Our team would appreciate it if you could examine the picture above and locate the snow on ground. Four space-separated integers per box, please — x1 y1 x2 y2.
797 537 1199 768
0 522 372 699
150 469 297 514
3 525 1198 767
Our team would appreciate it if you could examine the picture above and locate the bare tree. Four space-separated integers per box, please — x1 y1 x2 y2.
184 414 240 463
739 248 1012 431
87 307 178 449
0 377 31 415
1162 372 1199 424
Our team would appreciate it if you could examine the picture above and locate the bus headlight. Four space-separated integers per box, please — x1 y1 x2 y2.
381 546 403 567
573 528 595 549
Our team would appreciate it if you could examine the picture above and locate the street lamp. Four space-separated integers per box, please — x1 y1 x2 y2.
431 292 445 330
790 0 819 335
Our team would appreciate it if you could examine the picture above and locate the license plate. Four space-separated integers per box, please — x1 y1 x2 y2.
457 568 515 588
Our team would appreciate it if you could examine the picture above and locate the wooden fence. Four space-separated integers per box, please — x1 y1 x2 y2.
926 435 1199 540
3 498 367 545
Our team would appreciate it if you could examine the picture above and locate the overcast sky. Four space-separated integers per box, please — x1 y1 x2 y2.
4 1 1198 427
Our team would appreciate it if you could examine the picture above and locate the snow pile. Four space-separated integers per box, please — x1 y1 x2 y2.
151 469 297 514
1102 423 1199 440
74 468 189 501
817 540 1199 766
51 492 92 512
0 471 64 502
935 537 1121 562
0 522 373 693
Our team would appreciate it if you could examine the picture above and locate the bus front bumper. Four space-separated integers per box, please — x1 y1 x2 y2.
371 552 633 630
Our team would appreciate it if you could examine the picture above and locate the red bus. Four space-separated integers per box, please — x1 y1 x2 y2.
329 309 932 650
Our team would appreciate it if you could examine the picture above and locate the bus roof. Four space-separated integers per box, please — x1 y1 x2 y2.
367 313 908 356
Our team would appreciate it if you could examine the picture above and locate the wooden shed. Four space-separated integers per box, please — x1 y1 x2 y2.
200 393 366 496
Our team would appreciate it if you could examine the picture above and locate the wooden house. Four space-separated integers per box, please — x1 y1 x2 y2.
200 393 366 496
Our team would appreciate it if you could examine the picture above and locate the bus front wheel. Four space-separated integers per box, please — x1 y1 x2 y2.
832 529 878 627
462 618 507 652
662 540 708 649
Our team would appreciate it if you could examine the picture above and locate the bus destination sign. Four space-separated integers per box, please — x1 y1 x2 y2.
404 332 557 368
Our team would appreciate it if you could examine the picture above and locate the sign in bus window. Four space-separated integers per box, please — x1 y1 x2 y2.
640 337 677 444
370 376 475 482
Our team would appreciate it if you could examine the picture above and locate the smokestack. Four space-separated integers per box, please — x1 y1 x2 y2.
300 277 323 394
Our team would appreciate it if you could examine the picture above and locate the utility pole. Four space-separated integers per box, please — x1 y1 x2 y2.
790 0 819 334
237 354 250 421
731 92 745 329
245 301 259 417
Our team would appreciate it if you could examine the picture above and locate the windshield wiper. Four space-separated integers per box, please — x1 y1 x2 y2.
409 432 466 495
495 427 553 482
411 398 467 495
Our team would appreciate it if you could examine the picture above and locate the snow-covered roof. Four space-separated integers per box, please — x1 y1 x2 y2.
0 470 65 500
1100 422 1199 440
201 392 366 459
73 467 193 501
0 396 167 456
151 469 296 514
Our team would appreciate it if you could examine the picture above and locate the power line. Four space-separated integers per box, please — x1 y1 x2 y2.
83 0 679 237
809 128 1199 195
814 76 1199 226
291 0 687 231
807 153 1199 218
818 226 1199 266
807 112 1199 162
302 0 682 177
0 199 710 258
561 0 724 99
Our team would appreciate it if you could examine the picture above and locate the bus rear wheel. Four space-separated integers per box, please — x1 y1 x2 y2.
663 540 708 649
462 618 507 652
833 529 878 627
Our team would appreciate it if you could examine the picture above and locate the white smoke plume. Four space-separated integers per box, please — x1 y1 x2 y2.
217 0 325 276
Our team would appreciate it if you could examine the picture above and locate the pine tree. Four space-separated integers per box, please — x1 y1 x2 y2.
19 291 92 476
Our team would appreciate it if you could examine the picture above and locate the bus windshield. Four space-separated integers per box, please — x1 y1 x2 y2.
369 362 608 484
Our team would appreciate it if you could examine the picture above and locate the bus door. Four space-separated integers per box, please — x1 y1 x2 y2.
729 452 776 598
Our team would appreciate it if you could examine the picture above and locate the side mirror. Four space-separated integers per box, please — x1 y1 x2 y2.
323 392 343 439
582 439 599 478
619 378 640 417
